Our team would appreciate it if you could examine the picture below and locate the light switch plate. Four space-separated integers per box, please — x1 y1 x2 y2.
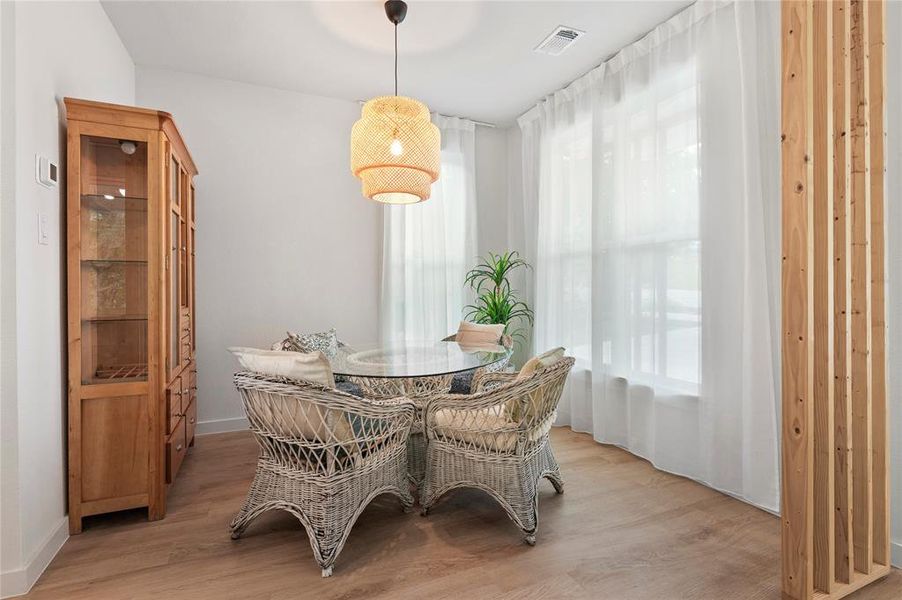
38 212 49 245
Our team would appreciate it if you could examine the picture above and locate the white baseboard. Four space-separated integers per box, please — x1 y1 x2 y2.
0 516 68 598
892 540 902 569
196 416 248 435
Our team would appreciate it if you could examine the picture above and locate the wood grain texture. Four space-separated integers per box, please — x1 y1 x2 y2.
781 2 815 597
812 0 835 591
865 0 888 568
848 0 873 575
66 120 84 535
18 429 902 600
80 395 151 501
781 2 889 597
832 0 854 584
147 126 164 522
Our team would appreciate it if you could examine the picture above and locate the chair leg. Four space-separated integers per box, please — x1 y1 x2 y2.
544 466 564 495
309 485 414 578
516 474 540 544
229 466 271 539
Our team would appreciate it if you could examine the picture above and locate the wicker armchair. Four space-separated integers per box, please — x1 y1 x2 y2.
419 356 574 545
394 334 513 485
229 371 416 577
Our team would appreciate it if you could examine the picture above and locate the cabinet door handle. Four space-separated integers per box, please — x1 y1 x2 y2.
176 443 183 451
189 417 195 424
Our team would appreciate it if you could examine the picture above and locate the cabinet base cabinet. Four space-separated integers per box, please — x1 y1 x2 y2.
66 98 198 533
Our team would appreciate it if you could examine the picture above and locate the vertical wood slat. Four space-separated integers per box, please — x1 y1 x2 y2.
847 0 872 575
781 1 889 598
866 0 888 568
811 0 835 592
781 1 815 597
831 0 854 584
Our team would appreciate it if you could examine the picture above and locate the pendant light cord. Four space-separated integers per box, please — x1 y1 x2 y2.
394 23 398 96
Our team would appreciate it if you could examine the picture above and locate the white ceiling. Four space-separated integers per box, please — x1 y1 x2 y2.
102 1 693 125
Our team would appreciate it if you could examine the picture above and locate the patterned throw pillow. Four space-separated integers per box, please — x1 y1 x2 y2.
272 328 339 358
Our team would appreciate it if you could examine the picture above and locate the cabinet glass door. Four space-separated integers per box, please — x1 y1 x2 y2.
79 135 148 384
189 184 196 355
169 154 180 374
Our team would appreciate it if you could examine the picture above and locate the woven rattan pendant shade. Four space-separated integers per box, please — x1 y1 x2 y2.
351 96 440 204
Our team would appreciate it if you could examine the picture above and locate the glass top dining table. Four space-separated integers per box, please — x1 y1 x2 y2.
329 340 509 379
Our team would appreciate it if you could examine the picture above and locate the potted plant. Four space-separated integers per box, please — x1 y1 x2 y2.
464 251 534 346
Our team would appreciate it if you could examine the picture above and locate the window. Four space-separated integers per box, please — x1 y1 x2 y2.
597 61 700 393
536 60 700 395
381 132 476 343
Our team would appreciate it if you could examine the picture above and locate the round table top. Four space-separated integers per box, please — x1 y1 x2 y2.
330 340 509 379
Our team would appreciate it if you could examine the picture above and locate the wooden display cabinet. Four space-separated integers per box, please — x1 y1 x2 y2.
65 98 198 533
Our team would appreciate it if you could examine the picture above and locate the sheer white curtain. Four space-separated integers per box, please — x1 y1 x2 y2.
381 115 477 342
515 0 781 511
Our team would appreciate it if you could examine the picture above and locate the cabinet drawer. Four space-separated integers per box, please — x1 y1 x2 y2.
166 418 187 484
185 397 197 445
180 335 191 364
178 307 191 334
178 308 192 364
187 363 197 399
166 376 183 435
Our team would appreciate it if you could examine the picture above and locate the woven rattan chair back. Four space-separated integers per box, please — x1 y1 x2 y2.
235 371 412 475
230 371 416 577
420 356 575 545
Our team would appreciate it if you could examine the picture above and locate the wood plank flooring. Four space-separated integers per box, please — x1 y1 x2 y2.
24 428 901 599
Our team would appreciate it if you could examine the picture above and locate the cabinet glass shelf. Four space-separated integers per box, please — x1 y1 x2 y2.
81 315 148 323
81 259 149 265
82 194 148 204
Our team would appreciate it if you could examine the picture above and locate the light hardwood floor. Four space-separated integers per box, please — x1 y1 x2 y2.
25 428 901 599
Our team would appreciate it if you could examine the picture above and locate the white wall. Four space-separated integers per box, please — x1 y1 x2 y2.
1 1 135 597
135 68 383 432
1 0 22 591
135 68 515 433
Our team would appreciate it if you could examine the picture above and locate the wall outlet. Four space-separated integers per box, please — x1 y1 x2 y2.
37 212 49 245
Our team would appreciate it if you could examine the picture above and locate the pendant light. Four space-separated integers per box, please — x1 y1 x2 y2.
350 0 440 204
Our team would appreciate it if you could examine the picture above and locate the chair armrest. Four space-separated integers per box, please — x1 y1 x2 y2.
471 371 518 393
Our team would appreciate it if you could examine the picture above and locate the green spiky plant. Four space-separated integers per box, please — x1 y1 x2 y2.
463 251 534 345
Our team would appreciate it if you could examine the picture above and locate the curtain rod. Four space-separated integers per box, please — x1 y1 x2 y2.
517 0 712 124
355 100 495 128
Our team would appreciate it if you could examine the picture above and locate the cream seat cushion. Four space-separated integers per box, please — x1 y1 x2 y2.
432 405 555 453
229 347 353 443
455 321 505 346
516 347 565 381
506 347 566 421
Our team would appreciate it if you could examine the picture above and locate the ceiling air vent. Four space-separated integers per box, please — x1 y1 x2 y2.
534 26 585 56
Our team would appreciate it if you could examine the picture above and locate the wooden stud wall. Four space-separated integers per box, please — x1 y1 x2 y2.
780 1 890 599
